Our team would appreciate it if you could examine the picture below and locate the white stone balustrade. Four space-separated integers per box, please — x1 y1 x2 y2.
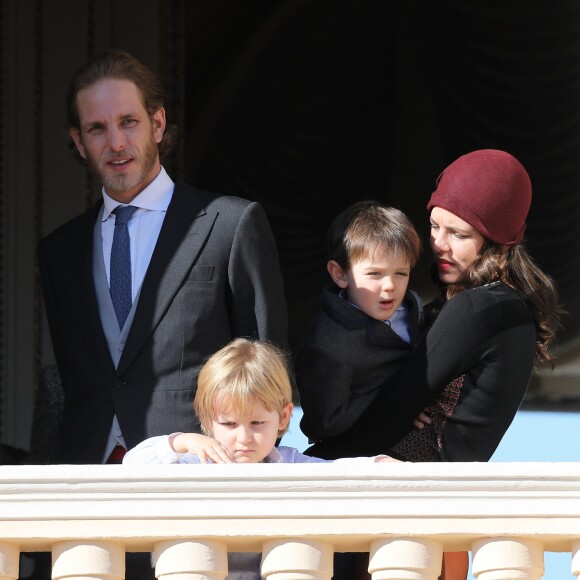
0 462 580 579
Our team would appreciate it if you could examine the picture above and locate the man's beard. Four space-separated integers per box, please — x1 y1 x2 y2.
86 134 159 197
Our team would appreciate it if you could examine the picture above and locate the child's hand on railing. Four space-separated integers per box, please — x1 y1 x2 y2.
169 432 234 464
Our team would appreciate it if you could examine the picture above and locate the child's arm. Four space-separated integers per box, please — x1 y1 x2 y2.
170 432 233 464
333 454 401 464
123 433 233 464
278 446 401 463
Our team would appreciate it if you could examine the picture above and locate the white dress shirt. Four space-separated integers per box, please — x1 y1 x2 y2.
101 167 174 462
101 166 174 297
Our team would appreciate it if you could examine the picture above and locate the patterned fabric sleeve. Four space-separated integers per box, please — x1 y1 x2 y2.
390 376 465 462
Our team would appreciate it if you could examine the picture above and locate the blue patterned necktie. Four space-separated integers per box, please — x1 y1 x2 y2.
110 205 138 329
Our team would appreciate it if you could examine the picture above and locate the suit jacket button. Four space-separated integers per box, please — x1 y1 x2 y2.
113 379 126 390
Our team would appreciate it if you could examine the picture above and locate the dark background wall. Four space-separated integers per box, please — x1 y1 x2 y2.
180 1 580 352
1 0 579 452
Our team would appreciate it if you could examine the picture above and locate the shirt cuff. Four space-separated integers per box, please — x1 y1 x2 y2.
157 433 183 463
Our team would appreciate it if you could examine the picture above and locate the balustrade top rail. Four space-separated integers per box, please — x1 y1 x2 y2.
1 462 580 552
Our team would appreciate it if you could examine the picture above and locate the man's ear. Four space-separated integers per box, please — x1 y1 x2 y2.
69 128 86 159
151 107 166 144
327 260 349 288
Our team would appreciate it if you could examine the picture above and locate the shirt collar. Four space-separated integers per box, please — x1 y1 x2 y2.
263 447 283 463
338 288 407 322
101 166 174 221
386 304 407 328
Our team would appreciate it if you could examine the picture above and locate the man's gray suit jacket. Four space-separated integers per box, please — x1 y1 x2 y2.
37 182 288 463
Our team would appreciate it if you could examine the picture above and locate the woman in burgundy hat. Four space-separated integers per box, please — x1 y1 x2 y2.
306 148 561 460
306 149 561 579
387 148 562 464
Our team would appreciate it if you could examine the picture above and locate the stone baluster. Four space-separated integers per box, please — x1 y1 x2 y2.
571 540 580 577
154 539 228 580
0 542 19 580
368 537 443 579
52 541 124 580
261 538 333 579
472 537 544 580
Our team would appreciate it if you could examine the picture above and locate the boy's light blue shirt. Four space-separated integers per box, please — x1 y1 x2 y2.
123 435 380 465
339 289 413 344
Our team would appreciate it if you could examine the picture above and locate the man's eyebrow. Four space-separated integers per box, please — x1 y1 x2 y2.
81 120 104 130
81 112 141 127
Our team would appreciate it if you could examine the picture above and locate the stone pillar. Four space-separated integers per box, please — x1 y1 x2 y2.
368 537 443 579
154 539 228 580
0 542 19 580
52 541 124 580
472 537 544 580
261 538 333 580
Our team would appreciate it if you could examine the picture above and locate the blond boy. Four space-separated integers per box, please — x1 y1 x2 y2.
124 338 394 580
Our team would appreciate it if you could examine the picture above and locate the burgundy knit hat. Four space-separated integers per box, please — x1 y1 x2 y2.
427 149 532 245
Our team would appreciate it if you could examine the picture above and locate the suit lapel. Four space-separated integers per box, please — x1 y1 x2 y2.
63 202 117 378
117 183 215 373
323 285 411 347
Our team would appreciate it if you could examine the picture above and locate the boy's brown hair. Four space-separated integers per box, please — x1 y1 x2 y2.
67 49 178 162
327 201 421 269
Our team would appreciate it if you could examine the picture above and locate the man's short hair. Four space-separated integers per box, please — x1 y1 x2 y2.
327 200 422 269
194 338 293 437
66 49 177 161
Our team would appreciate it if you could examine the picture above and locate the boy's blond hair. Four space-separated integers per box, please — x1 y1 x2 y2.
328 200 421 269
194 338 293 436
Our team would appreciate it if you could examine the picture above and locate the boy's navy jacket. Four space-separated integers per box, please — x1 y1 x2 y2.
295 282 423 451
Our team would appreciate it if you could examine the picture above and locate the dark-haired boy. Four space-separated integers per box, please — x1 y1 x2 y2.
295 201 423 459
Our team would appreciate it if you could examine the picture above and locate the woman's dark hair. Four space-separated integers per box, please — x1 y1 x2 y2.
445 242 562 366
66 49 178 161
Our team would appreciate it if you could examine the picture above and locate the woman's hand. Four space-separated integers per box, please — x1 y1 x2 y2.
375 455 402 463
170 432 234 464
413 407 432 430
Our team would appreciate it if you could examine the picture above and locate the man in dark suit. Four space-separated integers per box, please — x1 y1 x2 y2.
37 49 288 466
